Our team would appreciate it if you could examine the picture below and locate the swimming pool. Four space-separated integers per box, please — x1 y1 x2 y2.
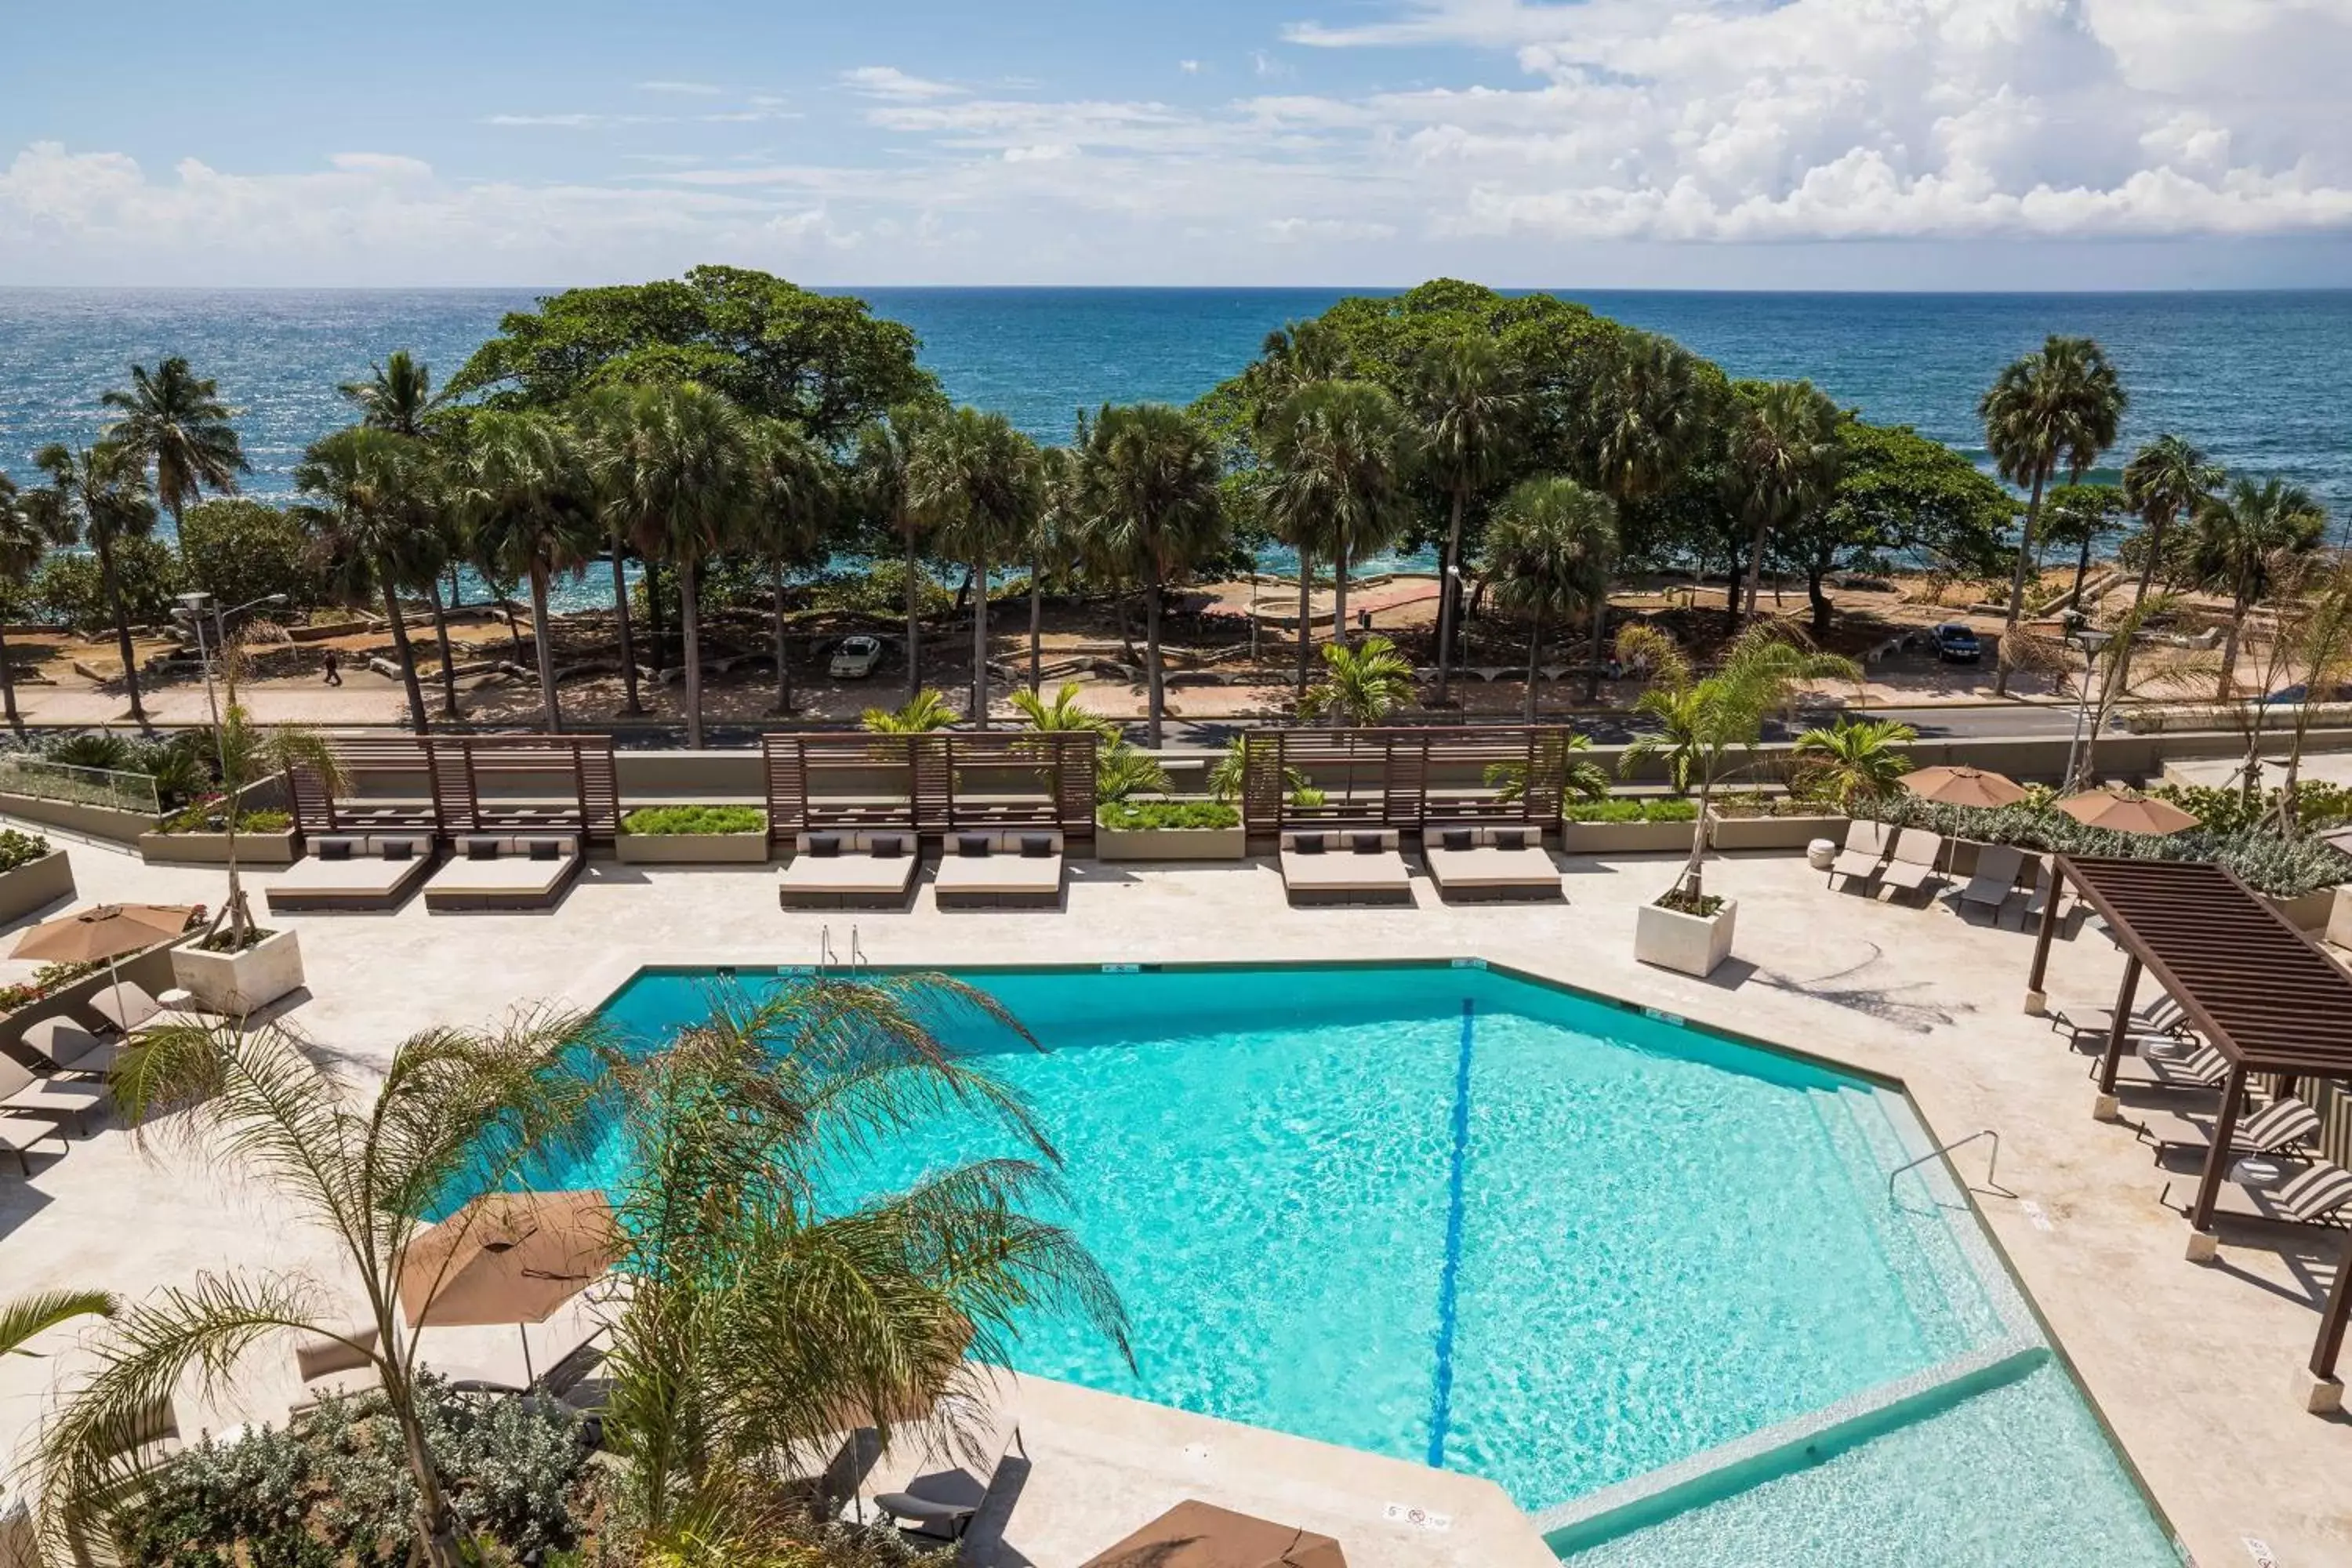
551 960 2177 1562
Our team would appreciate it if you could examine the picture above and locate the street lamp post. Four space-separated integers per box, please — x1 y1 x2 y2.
2061 626 2114 790
172 590 290 750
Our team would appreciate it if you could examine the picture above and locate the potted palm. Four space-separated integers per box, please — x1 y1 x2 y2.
1621 625 1857 977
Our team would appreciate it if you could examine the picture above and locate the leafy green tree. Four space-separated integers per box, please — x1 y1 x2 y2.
1298 633 1417 728
1011 678 1118 737
1025 442 1087 691
292 427 441 733
449 266 933 445
0 470 74 724
30 539 180 642
1792 716 1919 811
1979 336 2127 690
343 350 466 713
2037 482 2129 610
907 407 1040 731
851 405 942 700
177 499 325 617
1581 332 1719 671
1788 419 2014 633
1410 336 1523 701
1726 379 1842 623
860 688 957 733
584 383 764 749
1261 380 1417 657
1486 477 1618 723
2189 477 2328 699
1078 403 1225 748
26 441 163 723
2120 433 2223 608
452 412 598 731
100 358 248 553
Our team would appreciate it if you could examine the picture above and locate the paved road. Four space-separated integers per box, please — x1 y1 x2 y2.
1112 699 2108 750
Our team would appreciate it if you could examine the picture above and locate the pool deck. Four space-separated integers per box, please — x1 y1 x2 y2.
2 826 2348 1565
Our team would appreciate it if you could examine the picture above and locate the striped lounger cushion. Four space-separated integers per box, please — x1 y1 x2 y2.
2278 1163 2352 1225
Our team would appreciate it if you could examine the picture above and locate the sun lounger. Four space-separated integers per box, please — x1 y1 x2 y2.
1828 818 1894 888
1877 829 1947 895
1280 827 1411 906
1423 822 1561 902
779 829 921 910
2053 992 2190 1042
2109 1037 2229 1091
423 835 582 912
876 1449 1033 1565
934 829 1065 911
293 1323 382 1409
87 980 165 1036
2137 1095 2321 1160
1958 844 2025 918
19 1017 119 1079
2203 1160 2352 1231
267 833 435 913
0 1112 68 1175
0 1053 109 1136
2021 856 2071 927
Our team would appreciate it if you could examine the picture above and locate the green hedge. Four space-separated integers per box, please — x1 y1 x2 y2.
1097 800 1242 831
0 828 50 873
1562 798 1697 824
620 804 768 837
159 805 291 835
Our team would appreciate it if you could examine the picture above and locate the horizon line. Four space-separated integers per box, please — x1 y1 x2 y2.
2 282 2351 298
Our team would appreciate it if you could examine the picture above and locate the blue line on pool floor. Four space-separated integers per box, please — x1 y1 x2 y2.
1428 996 1475 1468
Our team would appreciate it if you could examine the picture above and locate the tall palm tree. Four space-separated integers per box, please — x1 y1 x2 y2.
1486 477 1618 724
1728 380 1842 622
1027 443 1085 692
2190 477 2328 699
752 422 833 715
202 640 348 949
575 389 650 717
854 405 938 701
292 426 438 734
1791 716 1919 811
1410 338 1523 702
100 358 247 555
0 1289 114 1358
907 407 1040 731
27 442 159 724
1262 380 1417 681
453 412 597 731
45 1011 606 1568
585 383 762 749
1979 336 2127 691
2121 434 2223 608
1080 403 1225 749
0 470 73 727
1584 332 1711 697
343 350 464 717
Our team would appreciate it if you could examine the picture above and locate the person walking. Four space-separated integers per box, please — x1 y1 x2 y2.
321 648 342 687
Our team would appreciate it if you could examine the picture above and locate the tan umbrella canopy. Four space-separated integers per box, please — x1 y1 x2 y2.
2055 786 2200 837
11 903 195 1032
1079 1501 1347 1568
1900 765 2030 811
401 1191 621 1383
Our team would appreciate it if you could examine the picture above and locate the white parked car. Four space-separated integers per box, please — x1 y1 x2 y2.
829 634 885 679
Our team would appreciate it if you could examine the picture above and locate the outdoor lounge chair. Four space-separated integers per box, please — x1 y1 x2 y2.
0 1052 109 1135
1958 844 2026 919
1828 818 1894 888
267 833 436 913
2136 1095 2322 1161
2053 991 2190 1043
293 1323 382 1408
875 1448 1033 1566
0 1111 68 1176
1280 828 1411 907
934 829 1065 910
87 980 165 1036
423 835 582 912
778 829 921 910
2202 1160 2352 1231
1877 829 1947 897
19 1016 119 1079
1422 823 1562 903
2020 856 2072 929
2108 1037 2230 1091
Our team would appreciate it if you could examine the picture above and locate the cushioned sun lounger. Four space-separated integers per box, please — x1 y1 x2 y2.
933 830 1065 910
0 1112 69 1176
19 1016 119 1079
2109 1036 2229 1091
2204 1160 2352 1231
2054 992 2190 1041
87 981 165 1036
1280 828 1411 906
1828 818 1894 887
2137 1094 2322 1160
779 830 920 910
876 1450 1033 1564
1958 844 2025 917
423 836 581 912
0 1053 110 1135
1423 822 1562 902
1877 829 1946 895
267 833 435 912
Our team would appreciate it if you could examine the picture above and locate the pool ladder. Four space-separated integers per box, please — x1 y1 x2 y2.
1887 1128 2011 1206
815 925 869 976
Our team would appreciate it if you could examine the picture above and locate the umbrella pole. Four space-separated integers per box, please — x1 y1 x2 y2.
520 1323 535 1388
107 956 127 1033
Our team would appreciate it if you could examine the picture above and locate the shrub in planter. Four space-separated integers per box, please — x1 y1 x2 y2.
0 827 51 872
161 803 292 835
1561 799 1697 824
1098 801 1242 831
621 804 768 836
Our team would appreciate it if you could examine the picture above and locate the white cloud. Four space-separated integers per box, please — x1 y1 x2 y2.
483 112 673 129
1004 143 1079 163
638 80 723 96
326 153 433 179
840 66 964 100
1179 59 1202 74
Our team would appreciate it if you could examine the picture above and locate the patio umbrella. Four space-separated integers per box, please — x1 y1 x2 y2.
9 903 194 1032
1900 765 2030 811
1078 1501 1347 1568
2055 786 2200 837
400 1190 621 1385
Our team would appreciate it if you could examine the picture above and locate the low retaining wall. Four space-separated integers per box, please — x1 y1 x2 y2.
0 850 76 925
138 829 299 867
1706 810 1849 851
613 833 772 865
0 792 155 848
1558 819 1695 855
1095 826 1247 861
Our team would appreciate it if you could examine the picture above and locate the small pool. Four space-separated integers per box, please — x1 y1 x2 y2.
538 962 2178 1562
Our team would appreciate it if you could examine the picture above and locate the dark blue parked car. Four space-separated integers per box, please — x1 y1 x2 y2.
1933 623 1982 663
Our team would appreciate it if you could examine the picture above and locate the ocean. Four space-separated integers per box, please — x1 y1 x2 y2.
2 287 2347 594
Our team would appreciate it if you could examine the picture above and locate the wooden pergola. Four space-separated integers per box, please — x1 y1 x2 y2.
289 735 440 835
2026 855 2352 1394
761 731 1097 849
1237 727 1577 848
289 735 619 845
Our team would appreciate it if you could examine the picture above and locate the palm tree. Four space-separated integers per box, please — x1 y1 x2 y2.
2190 477 2328 699
907 408 1040 731
1010 679 1118 738
100 358 247 555
1728 380 1842 622
1261 381 1417 658
0 1289 115 1358
853 405 938 702
575 389 650 716
584 383 762 749
452 412 597 731
27 442 160 724
292 426 438 734
593 982 1127 1546
0 470 73 726
1026 443 1085 691
1410 338 1522 702
43 1010 605 1568
2121 434 2223 608
1619 623 1857 905
201 640 348 950
1979 336 2127 691
862 688 959 733
1079 403 1225 749
752 422 833 716
1584 332 1711 696
1298 634 1417 728
1485 477 1618 724
2041 482 2128 609
343 350 465 717
1791 716 1918 811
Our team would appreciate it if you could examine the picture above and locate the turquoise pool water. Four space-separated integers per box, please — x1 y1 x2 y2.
536 961 2176 1560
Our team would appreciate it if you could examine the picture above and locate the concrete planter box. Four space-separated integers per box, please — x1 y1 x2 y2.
0 849 74 924
138 829 299 867
1095 825 1247 861
1558 818 1696 855
615 832 771 865
0 791 155 848
1705 809 1849 851
172 927 306 1016
2265 887 2337 932
1635 897 1738 978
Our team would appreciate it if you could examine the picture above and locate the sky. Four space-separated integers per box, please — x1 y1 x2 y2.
2 0 2348 290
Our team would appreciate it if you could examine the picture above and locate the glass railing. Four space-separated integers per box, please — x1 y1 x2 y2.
0 754 162 817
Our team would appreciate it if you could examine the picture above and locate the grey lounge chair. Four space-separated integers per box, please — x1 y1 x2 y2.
2138 1095 2323 1160
876 1448 1033 1566
1958 844 2025 918
0 1054 109 1134
2054 992 2190 1042
1 1113 69 1176
87 981 165 1036
2110 1039 2229 1091
2206 1160 2352 1231
20 1017 120 1079
1878 829 1947 896
1828 819 1894 888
